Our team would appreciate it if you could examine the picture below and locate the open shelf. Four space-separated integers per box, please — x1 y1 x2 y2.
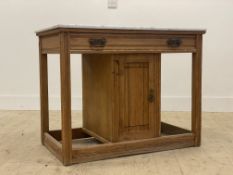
44 123 194 165
72 137 102 149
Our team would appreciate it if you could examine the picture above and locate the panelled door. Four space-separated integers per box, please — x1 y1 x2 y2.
113 54 160 141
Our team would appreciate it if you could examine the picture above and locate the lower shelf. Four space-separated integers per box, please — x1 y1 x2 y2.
71 137 102 149
43 123 196 165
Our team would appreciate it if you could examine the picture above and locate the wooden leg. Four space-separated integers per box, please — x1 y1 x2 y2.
155 54 161 137
39 51 49 145
60 32 72 165
192 35 202 146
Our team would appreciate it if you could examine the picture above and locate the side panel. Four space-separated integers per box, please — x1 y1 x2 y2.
82 54 113 141
41 34 60 53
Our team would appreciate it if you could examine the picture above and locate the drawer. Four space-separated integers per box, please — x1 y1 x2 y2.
69 33 196 53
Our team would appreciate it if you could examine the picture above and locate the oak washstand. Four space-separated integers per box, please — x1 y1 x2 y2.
36 25 206 165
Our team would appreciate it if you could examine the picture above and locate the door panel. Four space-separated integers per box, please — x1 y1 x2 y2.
113 54 159 141
124 62 149 128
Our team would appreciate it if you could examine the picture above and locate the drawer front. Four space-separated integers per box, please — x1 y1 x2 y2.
69 33 196 53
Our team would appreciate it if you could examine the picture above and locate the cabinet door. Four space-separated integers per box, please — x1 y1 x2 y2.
113 54 160 141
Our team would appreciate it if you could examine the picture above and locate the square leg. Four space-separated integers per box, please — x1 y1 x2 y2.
39 51 49 144
60 32 72 165
192 35 203 146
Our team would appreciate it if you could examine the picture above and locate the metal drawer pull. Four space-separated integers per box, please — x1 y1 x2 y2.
167 38 182 48
89 38 106 47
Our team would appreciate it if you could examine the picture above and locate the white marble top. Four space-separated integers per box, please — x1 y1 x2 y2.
36 24 206 34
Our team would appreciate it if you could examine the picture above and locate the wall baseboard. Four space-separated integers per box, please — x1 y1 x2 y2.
161 96 233 112
0 95 232 112
0 95 82 111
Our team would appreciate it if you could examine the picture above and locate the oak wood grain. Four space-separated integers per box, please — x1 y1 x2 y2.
44 133 62 162
82 54 113 141
60 32 72 165
72 133 195 164
41 34 60 52
192 34 203 146
39 40 49 145
115 54 158 141
69 33 196 53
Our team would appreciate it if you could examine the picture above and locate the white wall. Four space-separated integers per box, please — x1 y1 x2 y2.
0 0 232 112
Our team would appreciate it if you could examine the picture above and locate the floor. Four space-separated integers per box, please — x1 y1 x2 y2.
0 111 232 175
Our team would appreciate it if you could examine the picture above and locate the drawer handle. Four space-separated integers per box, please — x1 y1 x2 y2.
89 38 106 47
167 38 182 48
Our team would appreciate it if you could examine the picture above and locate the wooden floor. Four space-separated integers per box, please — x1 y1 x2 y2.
0 111 232 175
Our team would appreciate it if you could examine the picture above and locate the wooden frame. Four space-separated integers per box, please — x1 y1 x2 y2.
37 26 206 165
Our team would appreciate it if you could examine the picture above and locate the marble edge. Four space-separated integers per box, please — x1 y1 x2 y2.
35 24 206 34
